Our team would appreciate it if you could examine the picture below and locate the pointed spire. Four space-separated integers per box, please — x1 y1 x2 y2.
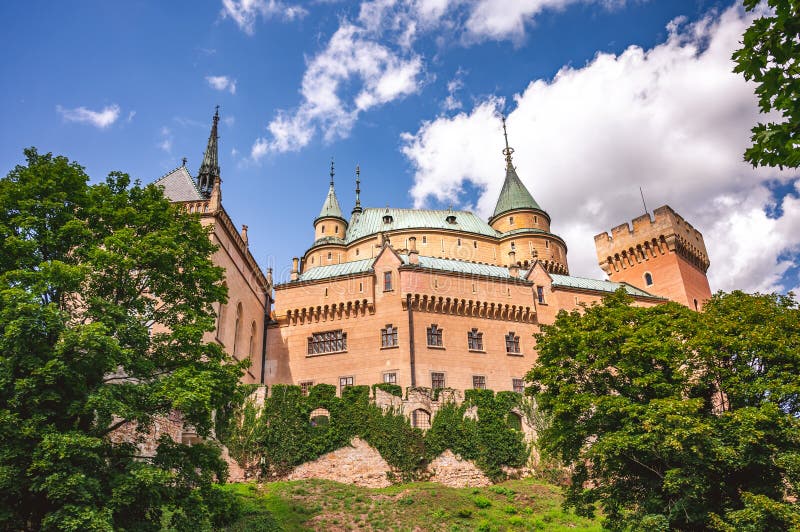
352 164 363 215
317 158 345 221
197 106 220 197
491 115 544 221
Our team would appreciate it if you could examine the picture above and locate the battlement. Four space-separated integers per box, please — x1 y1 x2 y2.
594 205 710 274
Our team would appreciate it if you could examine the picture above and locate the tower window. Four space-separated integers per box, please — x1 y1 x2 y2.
457 238 462 246
322 225 325 233
474 241 477 248
427 324 443 347
536 286 545 304
327 251 332 260
510 242 516 251
381 324 398 348
359 281 363 292
545 241 549 248
694 299 699 311
509 216 514 225
644 272 654 286
422 235 427 244
383 271 393 291
335 225 339 233
505 332 520 354
467 328 484 351
356 248 360 256
534 216 538 224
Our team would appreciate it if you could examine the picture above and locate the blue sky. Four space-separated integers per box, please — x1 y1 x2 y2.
1 0 798 293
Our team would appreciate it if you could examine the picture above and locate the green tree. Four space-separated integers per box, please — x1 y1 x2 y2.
733 0 800 168
0 149 243 530
527 290 800 530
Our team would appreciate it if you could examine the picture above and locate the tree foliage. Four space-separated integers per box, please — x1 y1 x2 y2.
527 290 800 530
0 149 244 530
733 0 800 168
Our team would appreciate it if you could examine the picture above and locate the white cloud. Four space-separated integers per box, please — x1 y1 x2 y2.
401 5 800 294
221 0 307 35
158 126 173 154
56 104 121 129
442 68 466 111
206 75 237 95
252 21 423 159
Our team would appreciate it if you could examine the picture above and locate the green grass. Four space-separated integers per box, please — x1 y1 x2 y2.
221 478 603 531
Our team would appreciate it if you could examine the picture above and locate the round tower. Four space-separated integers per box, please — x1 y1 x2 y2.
308 159 347 269
489 117 568 273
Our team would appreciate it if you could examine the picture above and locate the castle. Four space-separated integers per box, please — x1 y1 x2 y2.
155 110 712 412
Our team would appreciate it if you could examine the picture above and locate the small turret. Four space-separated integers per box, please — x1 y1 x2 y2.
313 159 348 243
197 106 220 197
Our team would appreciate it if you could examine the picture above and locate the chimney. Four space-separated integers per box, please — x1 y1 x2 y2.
409 236 419 264
508 251 519 278
266 267 273 288
291 257 299 281
241 225 249 246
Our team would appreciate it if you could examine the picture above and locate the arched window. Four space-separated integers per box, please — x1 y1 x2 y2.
216 282 228 340
248 321 257 363
233 303 243 357
412 409 431 429
644 272 654 286
310 408 330 426
507 412 522 431
321 225 326 233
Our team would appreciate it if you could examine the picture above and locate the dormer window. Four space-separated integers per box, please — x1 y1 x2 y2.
446 214 456 224
383 213 393 224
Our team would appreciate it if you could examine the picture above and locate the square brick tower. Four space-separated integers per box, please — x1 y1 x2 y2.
594 206 711 310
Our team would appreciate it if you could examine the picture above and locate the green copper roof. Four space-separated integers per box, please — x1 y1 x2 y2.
491 165 543 220
318 184 345 221
549 274 663 298
407 255 519 280
296 257 374 282
346 208 500 242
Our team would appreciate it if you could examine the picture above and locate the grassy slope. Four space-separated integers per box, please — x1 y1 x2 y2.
222 478 602 531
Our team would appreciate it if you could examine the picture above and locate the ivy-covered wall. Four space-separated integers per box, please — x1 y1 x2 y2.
221 384 532 482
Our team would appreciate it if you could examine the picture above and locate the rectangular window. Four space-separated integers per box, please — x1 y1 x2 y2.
427 324 443 347
422 235 427 244
457 238 462 246
383 271 393 291
299 380 314 396
431 372 445 389
472 375 486 389
381 324 398 348
468 328 484 351
383 372 397 384
536 286 545 304
307 330 347 355
339 376 354 394
512 378 525 394
505 332 520 354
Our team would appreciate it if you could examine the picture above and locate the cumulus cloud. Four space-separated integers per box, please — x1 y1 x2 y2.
442 68 466 111
251 21 423 158
56 104 121 129
206 75 237 95
401 5 800 294
221 0 307 35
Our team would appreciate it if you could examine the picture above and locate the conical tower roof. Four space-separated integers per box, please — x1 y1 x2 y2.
316 159 346 222
491 116 544 220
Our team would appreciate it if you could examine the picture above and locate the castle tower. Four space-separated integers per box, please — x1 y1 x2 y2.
196 106 220 197
489 116 569 273
309 159 347 268
594 205 711 310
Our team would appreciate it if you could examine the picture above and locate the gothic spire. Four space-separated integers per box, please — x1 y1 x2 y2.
352 164 363 215
197 106 220 197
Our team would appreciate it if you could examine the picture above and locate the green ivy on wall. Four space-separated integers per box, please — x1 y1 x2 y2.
220 384 530 482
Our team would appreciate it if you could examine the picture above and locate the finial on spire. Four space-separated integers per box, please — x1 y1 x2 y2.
501 114 515 169
329 157 335 187
353 164 363 215
181 157 187 167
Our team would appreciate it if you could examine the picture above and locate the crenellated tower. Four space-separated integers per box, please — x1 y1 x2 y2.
489 116 568 273
594 205 711 310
